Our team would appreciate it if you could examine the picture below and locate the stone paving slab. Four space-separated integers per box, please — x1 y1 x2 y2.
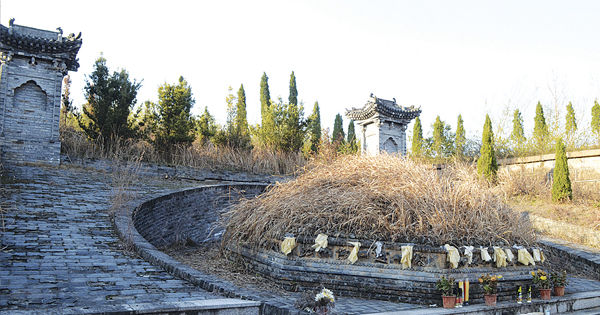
2 299 261 315
0 164 221 311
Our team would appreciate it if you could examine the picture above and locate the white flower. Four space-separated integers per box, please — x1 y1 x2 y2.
315 288 335 303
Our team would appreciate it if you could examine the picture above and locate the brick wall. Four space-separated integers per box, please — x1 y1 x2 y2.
133 183 268 249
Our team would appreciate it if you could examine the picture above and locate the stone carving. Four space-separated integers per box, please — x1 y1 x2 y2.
0 51 14 65
53 59 67 74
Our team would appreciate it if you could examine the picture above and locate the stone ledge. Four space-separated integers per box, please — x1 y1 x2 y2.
0 299 261 315
364 290 600 314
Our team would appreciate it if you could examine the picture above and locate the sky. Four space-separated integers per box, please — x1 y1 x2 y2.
3 0 600 140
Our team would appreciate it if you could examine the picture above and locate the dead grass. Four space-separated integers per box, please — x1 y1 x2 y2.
164 244 290 295
222 154 536 250
498 165 600 231
60 126 305 175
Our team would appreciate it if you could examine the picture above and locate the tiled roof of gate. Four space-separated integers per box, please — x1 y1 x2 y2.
345 94 422 121
0 23 82 71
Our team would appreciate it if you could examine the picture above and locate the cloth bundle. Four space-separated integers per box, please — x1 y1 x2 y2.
493 247 507 268
401 245 413 269
514 245 535 266
312 234 328 252
480 247 492 262
444 244 460 269
463 246 475 265
280 236 296 255
348 241 361 264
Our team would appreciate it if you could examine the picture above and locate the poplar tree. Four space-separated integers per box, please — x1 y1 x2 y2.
552 138 572 202
593 100 600 143
79 55 141 143
332 114 345 143
411 116 424 156
154 76 196 150
455 115 466 158
308 101 321 153
347 120 358 153
477 114 498 182
533 101 549 152
61 74 73 126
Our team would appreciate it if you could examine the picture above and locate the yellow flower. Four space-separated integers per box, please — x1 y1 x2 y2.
531 271 536 276
491 277 496 281
540 276 547 280
479 278 483 283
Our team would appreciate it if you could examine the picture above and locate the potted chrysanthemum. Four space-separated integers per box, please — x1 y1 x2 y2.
532 269 551 300
436 275 456 308
479 273 502 306
550 270 569 297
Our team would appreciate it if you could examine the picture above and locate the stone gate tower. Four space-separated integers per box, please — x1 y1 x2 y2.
346 94 421 156
0 19 82 165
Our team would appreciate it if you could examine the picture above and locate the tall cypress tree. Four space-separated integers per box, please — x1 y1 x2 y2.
511 109 526 146
565 102 577 149
432 116 445 158
411 117 424 156
234 84 252 149
347 120 357 153
260 72 271 126
552 137 572 202
455 115 466 158
309 101 321 153
565 102 577 134
593 100 600 143
289 71 298 107
477 114 498 182
332 114 345 143
533 101 549 152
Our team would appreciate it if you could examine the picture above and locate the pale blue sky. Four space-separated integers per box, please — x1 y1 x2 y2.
3 0 600 140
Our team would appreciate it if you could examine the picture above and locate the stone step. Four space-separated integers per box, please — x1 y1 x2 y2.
365 291 600 315
1 299 261 315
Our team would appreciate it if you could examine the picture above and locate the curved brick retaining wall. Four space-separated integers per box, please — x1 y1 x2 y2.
133 183 268 248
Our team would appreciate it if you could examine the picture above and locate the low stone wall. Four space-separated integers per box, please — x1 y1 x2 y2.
232 238 541 305
499 149 600 182
62 157 291 184
133 183 268 248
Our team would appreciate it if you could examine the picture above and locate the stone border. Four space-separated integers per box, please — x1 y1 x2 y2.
114 184 306 315
2 299 261 315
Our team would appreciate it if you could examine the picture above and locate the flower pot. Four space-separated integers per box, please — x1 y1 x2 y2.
442 295 456 308
540 288 552 300
484 294 497 306
554 286 565 297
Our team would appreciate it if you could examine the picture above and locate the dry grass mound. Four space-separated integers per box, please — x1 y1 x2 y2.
222 154 536 249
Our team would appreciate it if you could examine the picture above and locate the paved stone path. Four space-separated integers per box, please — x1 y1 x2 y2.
0 165 219 311
2 163 600 314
